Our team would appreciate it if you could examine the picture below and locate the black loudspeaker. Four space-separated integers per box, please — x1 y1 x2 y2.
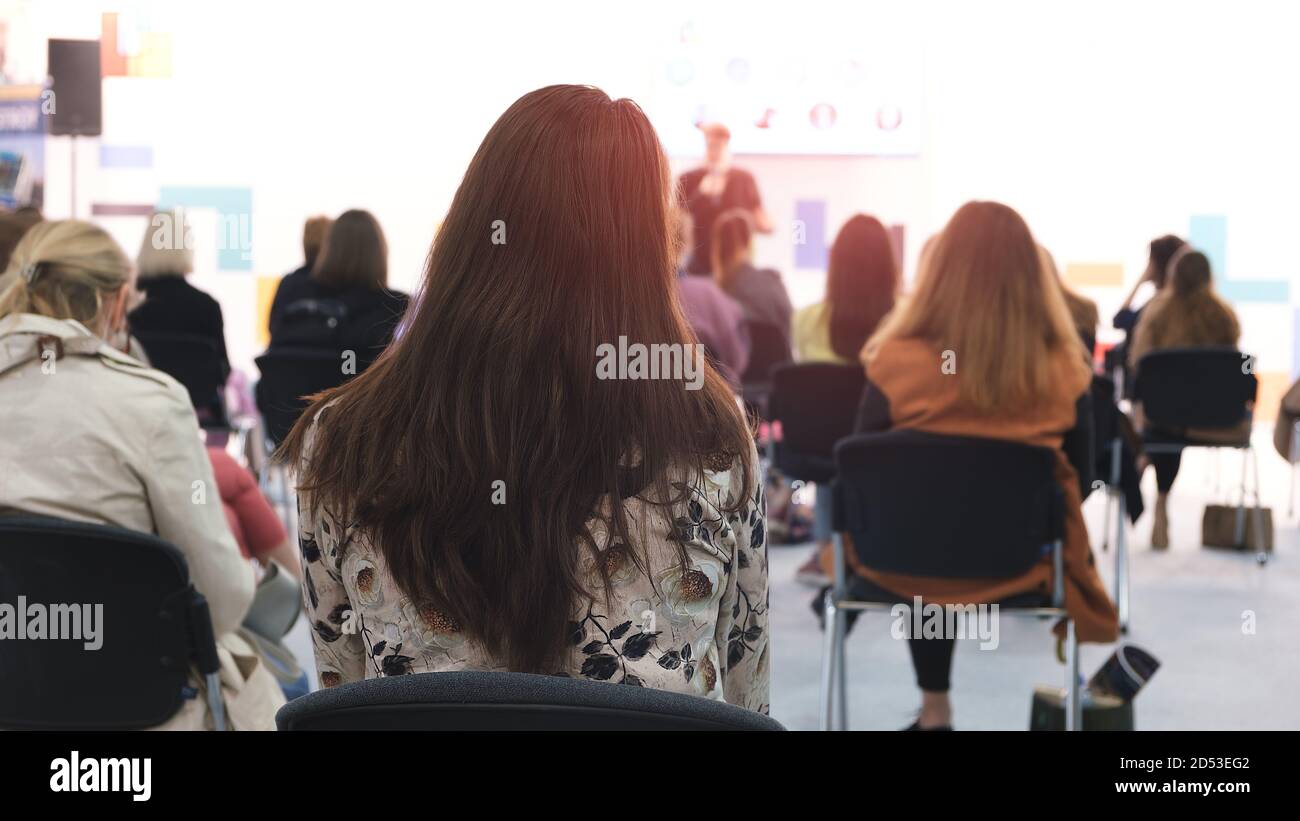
47 39 102 137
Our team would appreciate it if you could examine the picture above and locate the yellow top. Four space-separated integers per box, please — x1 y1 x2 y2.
792 302 853 364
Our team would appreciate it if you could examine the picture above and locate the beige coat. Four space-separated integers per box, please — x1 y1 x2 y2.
0 313 282 729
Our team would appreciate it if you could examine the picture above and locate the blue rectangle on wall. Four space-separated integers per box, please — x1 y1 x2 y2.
1294 307 1300 380
794 199 827 269
1218 279 1290 305
99 144 154 168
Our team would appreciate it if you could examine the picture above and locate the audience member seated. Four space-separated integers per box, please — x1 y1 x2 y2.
673 206 749 384
278 84 770 711
1129 248 1243 549
0 220 283 729
127 208 232 383
266 209 408 372
0 211 39 270
791 213 898 588
711 207 793 350
1039 245 1099 356
1109 234 1184 392
849 200 1119 730
207 446 300 579
267 214 332 335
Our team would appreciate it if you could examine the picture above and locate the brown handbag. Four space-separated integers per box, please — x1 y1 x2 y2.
1202 504 1273 552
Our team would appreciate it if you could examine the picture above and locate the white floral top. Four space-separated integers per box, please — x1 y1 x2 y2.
297 428 770 714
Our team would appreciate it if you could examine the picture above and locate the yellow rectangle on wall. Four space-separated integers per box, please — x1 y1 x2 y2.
255 275 279 349
1064 263 1125 288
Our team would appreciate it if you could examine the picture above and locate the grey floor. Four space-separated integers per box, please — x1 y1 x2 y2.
284 428 1300 730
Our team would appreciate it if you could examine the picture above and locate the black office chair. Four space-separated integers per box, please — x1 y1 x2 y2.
739 319 793 413
276 670 785 731
1133 346 1265 563
134 330 230 429
822 431 1080 730
254 347 350 446
0 515 225 730
767 363 866 485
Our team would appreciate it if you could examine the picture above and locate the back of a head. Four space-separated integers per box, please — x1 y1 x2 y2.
1148 234 1185 290
0 213 35 272
312 209 387 291
136 208 195 280
0 220 131 326
1170 249 1212 297
826 214 898 361
1039 244 1099 335
866 200 1088 410
302 215 332 269
280 84 752 674
710 208 753 291
1139 249 1238 351
12 206 43 229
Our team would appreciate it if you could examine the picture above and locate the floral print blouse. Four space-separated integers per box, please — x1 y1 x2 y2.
296 424 770 714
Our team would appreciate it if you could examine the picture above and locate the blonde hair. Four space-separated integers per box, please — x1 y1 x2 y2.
864 201 1090 411
0 220 132 325
136 208 195 279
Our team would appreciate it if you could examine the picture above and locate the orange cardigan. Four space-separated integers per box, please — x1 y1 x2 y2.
851 337 1119 643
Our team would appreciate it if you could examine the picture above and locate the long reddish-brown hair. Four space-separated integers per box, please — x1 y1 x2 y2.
278 85 753 674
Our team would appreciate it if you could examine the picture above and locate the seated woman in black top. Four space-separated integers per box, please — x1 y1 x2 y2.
1108 234 1184 392
268 214 332 336
267 209 409 372
127 209 232 400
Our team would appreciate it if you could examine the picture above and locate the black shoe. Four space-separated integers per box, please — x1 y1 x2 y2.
903 720 953 731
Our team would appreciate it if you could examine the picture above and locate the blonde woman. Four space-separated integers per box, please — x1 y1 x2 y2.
0 220 282 729
852 201 1118 729
127 208 231 384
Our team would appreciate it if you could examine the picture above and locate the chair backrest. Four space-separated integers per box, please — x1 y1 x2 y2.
255 347 350 445
1133 346 1257 429
134 331 228 426
1090 374 1118 444
740 319 792 387
275 670 785 731
0 515 216 729
768 362 866 480
833 430 1063 579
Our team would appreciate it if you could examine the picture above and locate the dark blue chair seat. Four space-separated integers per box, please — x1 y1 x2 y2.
276 670 784 731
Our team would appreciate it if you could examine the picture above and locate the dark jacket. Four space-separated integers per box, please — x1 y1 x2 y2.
268 264 313 337
267 273 409 372
128 275 230 380
726 262 793 350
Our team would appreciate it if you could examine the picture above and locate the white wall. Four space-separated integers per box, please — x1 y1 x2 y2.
9 0 1299 384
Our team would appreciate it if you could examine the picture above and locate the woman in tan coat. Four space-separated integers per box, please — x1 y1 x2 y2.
1129 249 1242 548
0 220 283 729
853 201 1119 730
